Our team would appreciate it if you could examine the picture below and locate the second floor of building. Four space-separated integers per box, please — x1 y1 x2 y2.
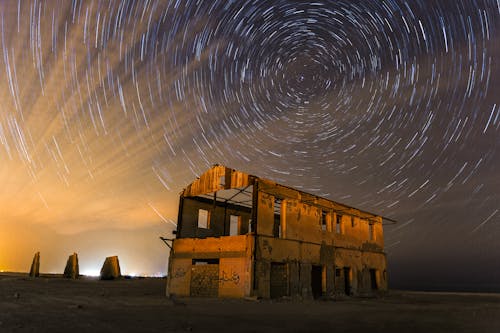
175 165 385 252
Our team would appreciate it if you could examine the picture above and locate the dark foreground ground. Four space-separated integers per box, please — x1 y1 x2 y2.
1 273 500 332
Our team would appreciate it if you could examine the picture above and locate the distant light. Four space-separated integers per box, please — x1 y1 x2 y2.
80 268 100 277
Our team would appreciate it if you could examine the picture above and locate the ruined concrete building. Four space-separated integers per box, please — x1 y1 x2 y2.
166 165 388 299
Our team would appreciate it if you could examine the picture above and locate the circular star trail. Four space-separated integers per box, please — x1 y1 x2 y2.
0 0 498 278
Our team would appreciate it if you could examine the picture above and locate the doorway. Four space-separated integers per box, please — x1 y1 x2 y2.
343 267 351 295
270 263 288 298
370 269 378 290
190 259 219 297
311 265 323 299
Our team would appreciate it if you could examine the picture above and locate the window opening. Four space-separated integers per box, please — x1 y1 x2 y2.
321 210 327 231
336 214 343 234
273 198 282 238
198 209 210 229
369 223 375 241
229 215 240 236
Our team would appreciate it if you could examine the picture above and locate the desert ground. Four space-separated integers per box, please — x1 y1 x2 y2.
1 273 500 332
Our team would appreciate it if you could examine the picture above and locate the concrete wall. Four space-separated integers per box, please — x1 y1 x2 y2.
167 235 254 298
254 236 326 299
253 179 387 298
333 248 387 296
253 235 386 298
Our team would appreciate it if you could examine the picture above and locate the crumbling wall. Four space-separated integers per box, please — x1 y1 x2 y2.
253 181 387 298
334 248 387 295
255 182 384 250
167 235 254 298
182 165 252 198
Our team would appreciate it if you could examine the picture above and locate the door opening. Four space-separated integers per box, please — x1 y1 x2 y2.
270 262 288 298
344 267 351 295
370 269 378 290
311 265 323 299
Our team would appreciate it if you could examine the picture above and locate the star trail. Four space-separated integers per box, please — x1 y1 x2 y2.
0 0 498 285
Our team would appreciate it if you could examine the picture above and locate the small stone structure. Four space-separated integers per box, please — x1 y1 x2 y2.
29 252 40 277
100 256 121 280
63 253 79 279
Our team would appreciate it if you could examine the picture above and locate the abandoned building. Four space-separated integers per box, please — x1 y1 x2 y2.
166 165 388 299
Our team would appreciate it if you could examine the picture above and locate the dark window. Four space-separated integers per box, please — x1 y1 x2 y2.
273 198 282 238
321 210 327 231
369 223 375 241
192 258 219 265
336 214 343 234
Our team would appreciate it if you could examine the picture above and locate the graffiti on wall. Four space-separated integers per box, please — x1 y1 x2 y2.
219 270 240 285
173 267 187 278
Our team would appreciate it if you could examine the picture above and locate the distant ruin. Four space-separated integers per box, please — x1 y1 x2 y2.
166 165 389 299
29 252 40 278
100 256 121 280
63 253 79 279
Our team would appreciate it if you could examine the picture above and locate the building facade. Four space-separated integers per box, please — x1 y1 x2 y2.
166 165 388 299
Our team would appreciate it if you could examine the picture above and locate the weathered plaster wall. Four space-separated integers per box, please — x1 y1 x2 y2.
183 166 252 197
252 183 387 298
334 248 387 296
255 185 384 250
167 235 254 298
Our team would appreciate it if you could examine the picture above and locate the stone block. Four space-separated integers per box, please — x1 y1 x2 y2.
100 256 121 280
63 253 79 279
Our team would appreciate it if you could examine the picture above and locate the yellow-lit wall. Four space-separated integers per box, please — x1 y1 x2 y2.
167 235 254 298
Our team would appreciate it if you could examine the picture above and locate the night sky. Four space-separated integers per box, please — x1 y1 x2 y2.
0 0 498 288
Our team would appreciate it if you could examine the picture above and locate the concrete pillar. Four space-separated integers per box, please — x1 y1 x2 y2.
29 252 40 277
63 253 79 279
100 256 121 280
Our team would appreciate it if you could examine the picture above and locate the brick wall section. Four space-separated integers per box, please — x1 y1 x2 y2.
190 264 219 297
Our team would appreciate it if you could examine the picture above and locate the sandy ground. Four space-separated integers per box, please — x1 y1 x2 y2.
1 273 500 332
